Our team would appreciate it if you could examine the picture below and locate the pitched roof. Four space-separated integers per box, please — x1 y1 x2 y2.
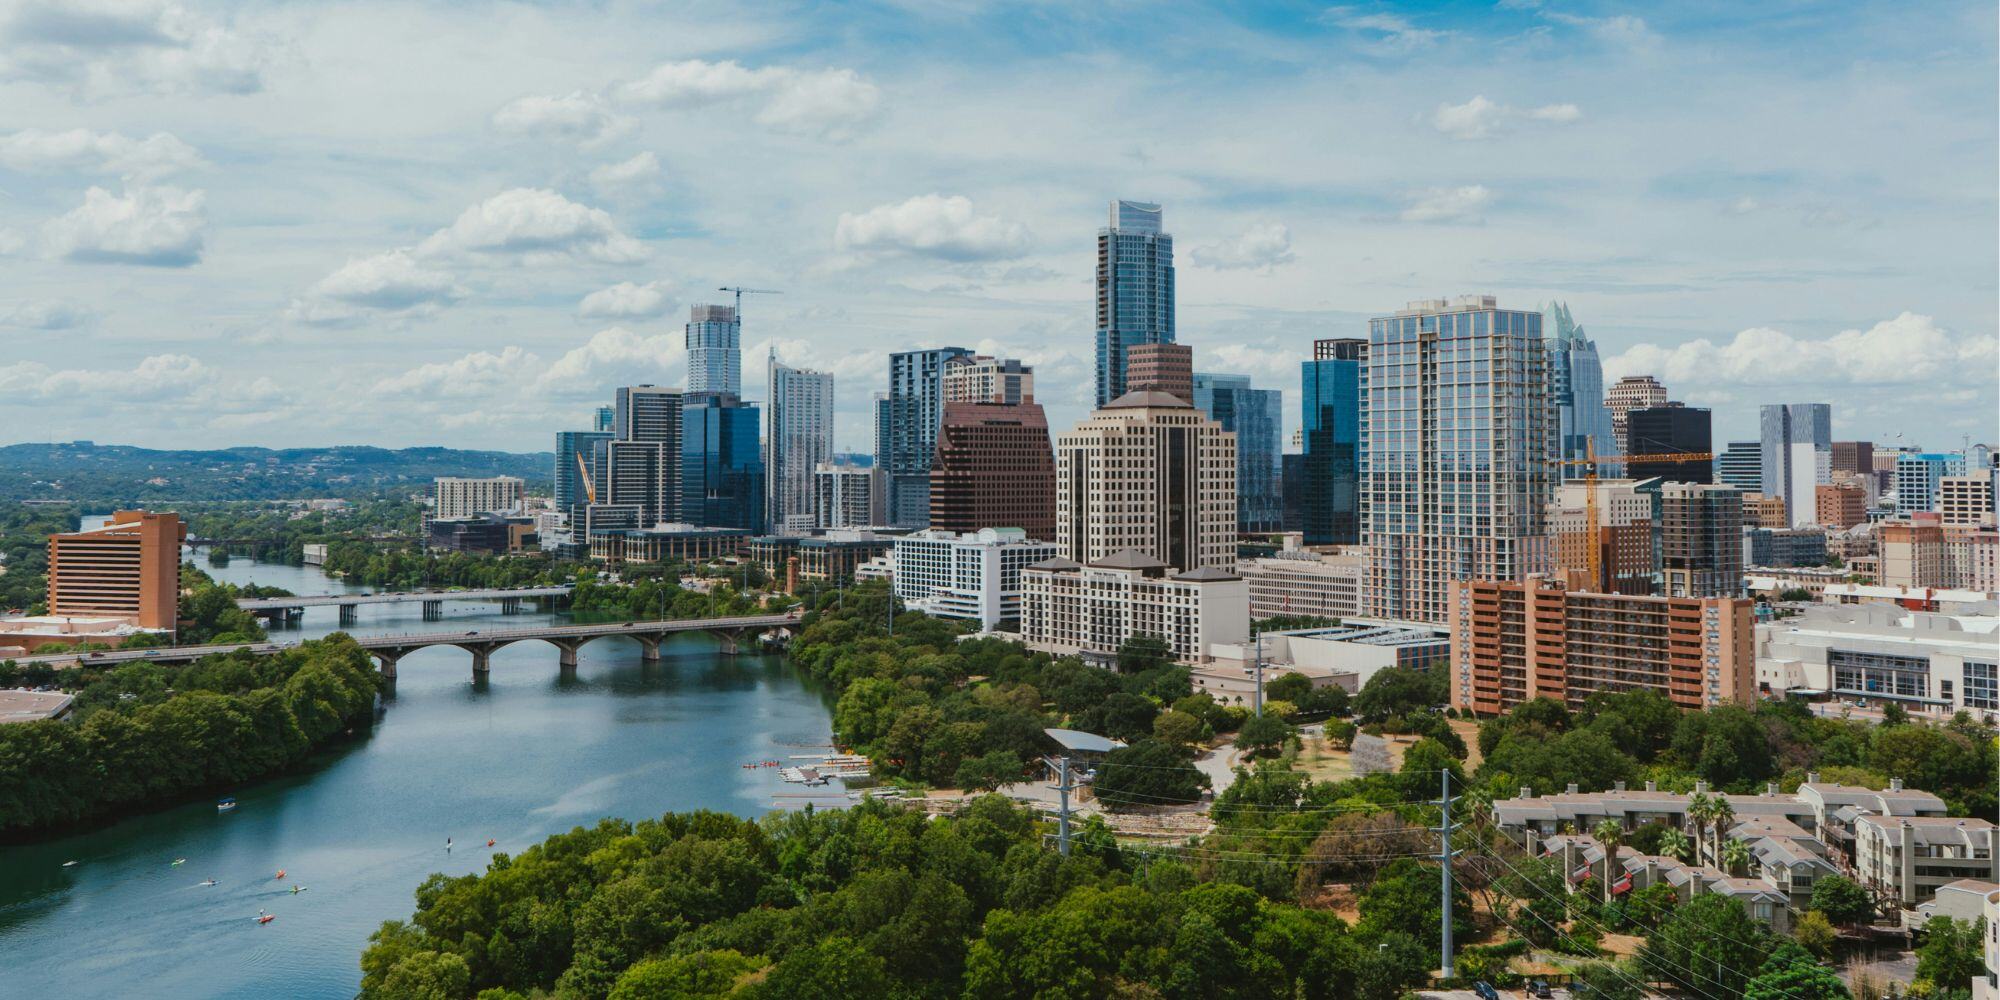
1175 566 1238 581
1103 390 1194 410
1092 549 1168 570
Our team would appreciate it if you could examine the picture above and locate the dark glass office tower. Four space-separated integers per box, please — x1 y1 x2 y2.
1301 338 1364 545
681 394 765 532
1625 403 1713 483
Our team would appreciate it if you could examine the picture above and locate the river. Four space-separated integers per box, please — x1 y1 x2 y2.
0 551 836 999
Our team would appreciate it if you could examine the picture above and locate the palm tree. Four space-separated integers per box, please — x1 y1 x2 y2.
1593 819 1623 902
1722 837 1751 877
1686 792 1714 864
1710 799 1737 867
1658 828 1693 863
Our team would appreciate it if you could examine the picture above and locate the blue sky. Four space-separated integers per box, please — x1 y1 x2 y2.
0 0 1994 453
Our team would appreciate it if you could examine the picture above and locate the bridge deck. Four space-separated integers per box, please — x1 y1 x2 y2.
235 586 573 610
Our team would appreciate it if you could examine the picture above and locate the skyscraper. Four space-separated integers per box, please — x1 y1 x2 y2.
930 401 1056 541
1094 199 1175 407
555 429 612 512
1301 338 1364 545
814 462 877 529
1605 375 1668 445
1715 441 1763 492
877 347 972 527
593 406 615 433
1545 302 1617 476
685 304 741 397
1364 296 1554 624
1055 390 1236 571
1657 482 1744 598
1125 342 1193 403
604 440 675 526
1192 372 1282 533
614 385 683 443
1624 403 1713 483
941 355 1034 404
766 357 835 533
1893 453 1967 513
682 394 765 532
1760 403 1832 527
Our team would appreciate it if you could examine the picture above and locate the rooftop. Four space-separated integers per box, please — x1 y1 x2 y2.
0 690 75 724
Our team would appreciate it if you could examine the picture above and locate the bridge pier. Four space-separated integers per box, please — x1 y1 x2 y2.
371 649 405 680
500 597 521 615
339 604 358 628
469 648 492 676
636 636 661 662
422 600 443 621
548 637 584 669
713 630 740 655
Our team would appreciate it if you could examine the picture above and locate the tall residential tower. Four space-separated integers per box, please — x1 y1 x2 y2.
1094 200 1175 407
685 304 741 397
766 356 835 533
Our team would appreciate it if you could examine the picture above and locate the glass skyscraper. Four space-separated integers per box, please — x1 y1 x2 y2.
877 346 971 527
686 304 741 397
766 356 835 533
1192 372 1282 533
1094 199 1175 407
682 394 765 532
1544 301 1616 477
1301 338 1364 545
1892 452 1967 512
1759 403 1832 527
554 429 612 512
1715 441 1763 492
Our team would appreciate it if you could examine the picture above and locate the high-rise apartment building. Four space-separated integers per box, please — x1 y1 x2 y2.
940 355 1034 405
1546 302 1617 476
1816 483 1869 530
1094 199 1175 407
1125 342 1193 403
434 477 523 519
813 462 877 529
686 304 741 397
555 430 612 513
1743 492 1789 528
878 347 972 528
1055 390 1236 571
603 441 674 526
1761 403 1833 528
1021 553 1247 665
614 385 683 444
45 510 185 631
1192 373 1282 534
929 401 1056 541
1716 441 1763 492
1879 523 1948 589
1893 453 1967 513
1624 403 1713 483
1301 338 1364 545
1546 480 1658 595
1364 296 1555 624
682 394 765 532
1658 483 1744 598
1447 577 1754 715
766 358 835 534
1605 375 1668 444
1832 441 1875 478
1939 473 1997 527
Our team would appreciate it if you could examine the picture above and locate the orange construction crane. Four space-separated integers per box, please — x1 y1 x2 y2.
1552 442 1714 589
575 450 596 504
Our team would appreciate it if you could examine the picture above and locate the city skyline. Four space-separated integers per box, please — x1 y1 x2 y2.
0 2 1995 454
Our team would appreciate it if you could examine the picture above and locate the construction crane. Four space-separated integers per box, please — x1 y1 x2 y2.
575 450 596 504
717 286 781 315
1552 442 1714 590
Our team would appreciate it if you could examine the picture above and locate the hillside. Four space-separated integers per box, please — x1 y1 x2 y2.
0 442 552 503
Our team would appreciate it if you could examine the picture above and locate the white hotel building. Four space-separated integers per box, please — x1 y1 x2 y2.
1021 550 1249 665
891 528 1058 632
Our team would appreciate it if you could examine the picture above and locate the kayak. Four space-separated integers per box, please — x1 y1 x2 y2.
257 914 275 924
273 870 286 880
61 861 78 868
171 859 186 866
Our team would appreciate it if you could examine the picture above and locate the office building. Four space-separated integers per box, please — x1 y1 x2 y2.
814 462 878 529
1659 483 1745 598
1546 302 1617 476
574 502 645 539
1761 403 1833 527
1021 552 1248 664
1941 473 1998 527
1880 523 1948 589
682 394 766 532
1236 545 1367 620
748 532 895 590
1605 375 1668 444
1743 492 1789 528
1055 390 1236 571
593 405 615 433
1364 296 1555 624
1716 441 1763 493
44 510 185 631
1447 577 1755 715
614 385 683 443
1280 452 1307 534
878 347 972 528
1624 404 1712 483
1301 338 1364 545
603 441 675 526
1745 526 1829 569
589 524 750 569
433 477 523 519
1125 342 1193 402
685 303 741 397
1192 373 1283 533
428 512 537 555
1094 199 1176 407
1817 482 1869 530
766 358 835 533
941 354 1034 404
929 400 1056 542
555 429 612 513
892 528 1060 631
1833 440 1876 478
1757 604 2000 720
1895 453 1968 513
1546 479 1657 595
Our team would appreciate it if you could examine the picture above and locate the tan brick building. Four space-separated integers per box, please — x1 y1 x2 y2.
47 510 186 631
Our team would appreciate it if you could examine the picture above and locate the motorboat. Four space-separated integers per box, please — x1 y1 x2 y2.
217 798 237 812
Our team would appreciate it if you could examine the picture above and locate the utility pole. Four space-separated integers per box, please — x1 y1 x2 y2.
1052 756 1075 856
1433 769 1459 980
1251 631 1265 716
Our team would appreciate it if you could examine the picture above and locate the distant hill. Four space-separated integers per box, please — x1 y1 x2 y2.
0 442 553 504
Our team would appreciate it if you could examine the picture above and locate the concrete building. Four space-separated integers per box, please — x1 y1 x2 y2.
1236 544 1367 620
1546 302 1618 478
1880 522 1948 589
1605 374 1668 444
1817 482 1870 530
1761 403 1833 528
0 690 76 723
1941 473 1997 527
892 528 1059 631
588 524 750 568
1300 338 1364 545
813 462 878 530
1979 886 2000 1000
1624 403 1712 483
1744 526 1829 569
614 385 683 444
1192 373 1282 533
1896 453 1968 513
1124 342 1193 403
1365 296 1555 624
879 347 972 528
685 303 741 397
1743 492 1790 528
1834 440 1877 478
433 477 522 520
1055 390 1236 572
1659 483 1745 598
766 357 835 534
1756 604 1999 719
1094 199 1176 407
928 401 1056 542
1816 582 1996 614
604 440 675 527
45 510 186 631
1448 577 1755 715
1208 621 1448 694
747 531 894 590
940 354 1034 405
1546 479 1658 595
428 512 537 554
1021 551 1248 664
1716 440 1764 493
1855 815 1999 906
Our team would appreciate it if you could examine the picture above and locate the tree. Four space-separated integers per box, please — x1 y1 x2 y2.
1627 882 1678 931
1915 916 1986 992
1356 858 1473 959
1810 875 1875 928
1326 719 1357 750
1793 910 1838 960
1639 894 1771 998
608 950 758 1000
1237 712 1291 758
1116 633 1173 673
747 937 890 1000
1746 940 1852 1000
1570 961 1645 1000
1152 709 1206 747
1721 837 1751 876
1593 819 1624 902
1091 739 1209 810
1880 701 1908 727
1353 667 1445 724
953 751 1024 792
1657 828 1692 863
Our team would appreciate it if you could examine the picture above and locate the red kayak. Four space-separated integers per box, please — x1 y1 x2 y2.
257 914 275 924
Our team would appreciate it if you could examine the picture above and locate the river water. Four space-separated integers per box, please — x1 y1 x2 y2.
0 553 836 999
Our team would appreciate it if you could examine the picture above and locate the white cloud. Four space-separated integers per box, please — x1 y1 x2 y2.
0 0 274 96
1191 223 1295 270
588 151 661 194
834 194 1031 261
1605 312 1999 388
578 280 672 319
0 352 216 400
305 249 464 313
616 58 881 139
373 327 682 404
2 299 93 329
374 345 539 398
1400 185 1491 223
492 91 632 145
42 184 206 266
417 188 647 263
538 326 682 392
0 128 202 179
1542 11 1659 49
1322 8 1446 52
1431 96 1582 139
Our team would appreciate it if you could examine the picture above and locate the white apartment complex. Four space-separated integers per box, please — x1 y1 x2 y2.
1235 545 1366 620
1054 390 1236 572
813 463 877 529
1021 550 1249 664
891 528 1059 631
433 476 523 519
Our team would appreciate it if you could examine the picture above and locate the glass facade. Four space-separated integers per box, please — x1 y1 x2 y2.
1760 402 1832 526
877 347 971 527
1830 648 1935 703
1301 339 1364 545
1094 200 1175 407
686 304 741 397
766 361 835 532
1716 440 1763 492
554 429 612 512
1544 302 1617 477
681 395 765 532
1192 373 1282 533
1892 453 1967 512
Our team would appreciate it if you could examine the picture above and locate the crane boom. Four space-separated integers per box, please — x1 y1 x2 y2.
575 450 595 504
1549 445 1715 591
717 286 781 315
